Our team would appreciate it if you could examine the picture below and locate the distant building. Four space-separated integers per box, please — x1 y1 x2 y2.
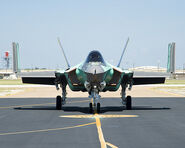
0 42 20 79
4 51 10 70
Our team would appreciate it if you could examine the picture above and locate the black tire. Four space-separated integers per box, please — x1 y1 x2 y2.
89 103 93 113
126 96 132 110
56 95 62 110
97 103 100 113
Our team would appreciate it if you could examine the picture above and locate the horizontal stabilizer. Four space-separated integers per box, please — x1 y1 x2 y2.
22 77 55 85
133 77 165 85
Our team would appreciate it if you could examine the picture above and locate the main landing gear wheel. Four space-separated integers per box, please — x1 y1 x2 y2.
97 103 100 113
56 95 62 110
89 103 93 113
126 96 132 110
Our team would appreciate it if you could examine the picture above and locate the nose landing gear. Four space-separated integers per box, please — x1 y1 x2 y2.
97 102 101 113
89 102 101 113
89 102 93 113
89 89 101 113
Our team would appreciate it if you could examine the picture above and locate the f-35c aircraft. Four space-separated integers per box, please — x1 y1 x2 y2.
22 38 165 113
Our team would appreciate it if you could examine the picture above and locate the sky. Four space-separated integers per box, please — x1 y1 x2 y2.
0 0 185 69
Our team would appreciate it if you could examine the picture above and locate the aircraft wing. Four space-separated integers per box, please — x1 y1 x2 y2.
133 77 165 85
22 77 56 85
110 67 165 86
22 70 67 85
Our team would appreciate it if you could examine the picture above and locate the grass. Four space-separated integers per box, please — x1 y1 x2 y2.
0 79 23 85
165 79 185 85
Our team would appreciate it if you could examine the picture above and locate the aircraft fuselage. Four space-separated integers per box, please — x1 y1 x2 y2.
64 50 128 92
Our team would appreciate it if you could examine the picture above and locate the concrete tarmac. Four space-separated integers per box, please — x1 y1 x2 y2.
0 86 185 148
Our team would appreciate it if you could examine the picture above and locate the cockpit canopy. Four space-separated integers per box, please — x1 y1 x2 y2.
85 50 105 63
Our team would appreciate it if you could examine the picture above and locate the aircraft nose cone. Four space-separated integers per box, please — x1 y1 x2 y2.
85 65 104 74
82 62 106 84
85 66 105 83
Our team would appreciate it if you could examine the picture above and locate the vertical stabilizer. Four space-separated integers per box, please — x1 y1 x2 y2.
117 37 129 67
57 37 70 69
16 43 20 73
167 44 171 73
167 42 175 73
12 42 20 74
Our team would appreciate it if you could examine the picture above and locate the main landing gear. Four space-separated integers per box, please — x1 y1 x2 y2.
121 84 132 110
56 95 62 110
56 84 67 110
125 96 132 110
121 95 132 110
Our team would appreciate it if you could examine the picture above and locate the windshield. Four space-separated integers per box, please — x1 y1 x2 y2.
85 50 105 63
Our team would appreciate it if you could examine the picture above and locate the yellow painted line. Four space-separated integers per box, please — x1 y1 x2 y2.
0 122 96 136
61 115 95 118
60 114 138 119
106 142 118 148
0 103 55 109
60 114 138 148
99 115 138 118
0 99 89 109
95 113 107 148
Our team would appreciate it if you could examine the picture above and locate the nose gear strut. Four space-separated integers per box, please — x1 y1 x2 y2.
88 87 101 113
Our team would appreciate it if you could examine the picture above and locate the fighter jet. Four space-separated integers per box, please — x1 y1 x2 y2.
22 38 165 113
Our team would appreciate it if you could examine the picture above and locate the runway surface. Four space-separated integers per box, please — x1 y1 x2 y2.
0 87 185 148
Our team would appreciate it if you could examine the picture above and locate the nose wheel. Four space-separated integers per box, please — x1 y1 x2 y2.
89 102 101 113
89 103 93 113
89 89 101 113
97 102 100 113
